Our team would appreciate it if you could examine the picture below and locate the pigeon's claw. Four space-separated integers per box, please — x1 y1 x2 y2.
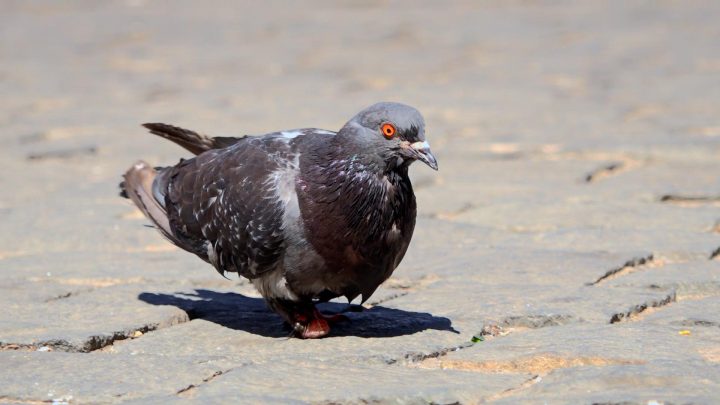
295 317 330 339
293 308 330 339
292 307 350 339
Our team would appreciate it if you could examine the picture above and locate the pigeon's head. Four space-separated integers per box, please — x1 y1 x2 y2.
340 102 438 171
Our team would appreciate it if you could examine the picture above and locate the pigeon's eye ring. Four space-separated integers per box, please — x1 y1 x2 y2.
381 123 396 139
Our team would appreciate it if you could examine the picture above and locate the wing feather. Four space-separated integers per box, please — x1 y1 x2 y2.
159 138 293 278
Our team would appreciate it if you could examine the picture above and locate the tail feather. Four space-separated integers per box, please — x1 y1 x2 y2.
121 161 175 243
143 123 215 155
143 123 245 155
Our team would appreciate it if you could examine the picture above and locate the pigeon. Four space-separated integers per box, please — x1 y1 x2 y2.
120 102 437 338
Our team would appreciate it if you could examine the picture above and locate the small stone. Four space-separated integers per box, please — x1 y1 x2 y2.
481 324 504 337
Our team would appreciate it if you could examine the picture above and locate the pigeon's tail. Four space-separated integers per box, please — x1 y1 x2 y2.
142 123 245 155
120 161 175 242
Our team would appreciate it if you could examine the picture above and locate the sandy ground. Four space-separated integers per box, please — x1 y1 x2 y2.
1 1 720 403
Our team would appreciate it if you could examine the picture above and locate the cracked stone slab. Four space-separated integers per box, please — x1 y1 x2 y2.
378 246 682 327
106 297 463 366
423 322 719 366
601 260 720 299
0 283 189 351
639 296 720 331
0 351 231 404
138 358 529 404
418 323 720 403
592 160 720 199
490 360 720 404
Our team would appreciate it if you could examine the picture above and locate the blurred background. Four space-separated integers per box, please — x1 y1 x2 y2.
2 0 719 257
2 1 720 402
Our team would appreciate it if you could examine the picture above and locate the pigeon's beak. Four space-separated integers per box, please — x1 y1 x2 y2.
410 141 438 170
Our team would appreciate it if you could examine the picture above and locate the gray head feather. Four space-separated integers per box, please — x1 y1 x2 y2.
336 102 437 171
347 102 426 142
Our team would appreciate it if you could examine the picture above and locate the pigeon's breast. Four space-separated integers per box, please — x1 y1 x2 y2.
294 157 417 299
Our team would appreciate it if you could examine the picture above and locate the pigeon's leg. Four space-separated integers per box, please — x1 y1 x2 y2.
296 307 351 338
298 308 332 339
271 299 332 339
285 304 334 339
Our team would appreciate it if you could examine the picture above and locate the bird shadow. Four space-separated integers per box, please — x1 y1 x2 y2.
138 289 457 338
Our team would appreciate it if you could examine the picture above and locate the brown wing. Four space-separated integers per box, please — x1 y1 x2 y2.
156 137 293 278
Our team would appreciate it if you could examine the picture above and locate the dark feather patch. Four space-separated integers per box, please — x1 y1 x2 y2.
155 137 292 278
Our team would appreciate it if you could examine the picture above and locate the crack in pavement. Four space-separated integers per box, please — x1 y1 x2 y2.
388 315 577 368
709 246 720 260
583 161 625 183
85 323 173 352
578 154 644 183
587 254 656 286
176 368 232 396
673 319 720 328
429 202 478 221
29 276 151 304
365 274 440 308
388 341 476 365
472 314 580 344
365 291 409 307
26 145 98 161
0 396 59 404
43 289 94 303
660 194 720 206
609 291 677 323
0 314 190 353
44 291 76 302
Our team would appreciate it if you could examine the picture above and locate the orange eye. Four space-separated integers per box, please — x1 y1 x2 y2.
381 123 396 139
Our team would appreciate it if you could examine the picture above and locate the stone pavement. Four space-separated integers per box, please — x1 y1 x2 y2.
1 1 720 403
